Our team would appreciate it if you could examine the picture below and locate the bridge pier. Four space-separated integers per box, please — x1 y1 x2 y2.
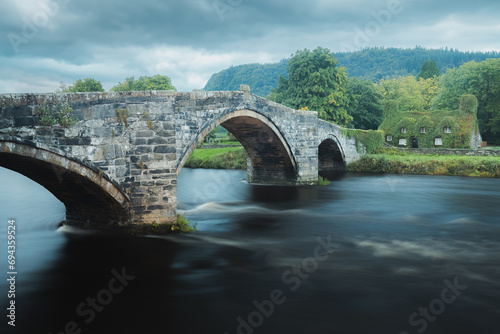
126 155 178 226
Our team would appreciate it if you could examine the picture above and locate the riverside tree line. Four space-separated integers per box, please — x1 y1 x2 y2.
59 47 500 145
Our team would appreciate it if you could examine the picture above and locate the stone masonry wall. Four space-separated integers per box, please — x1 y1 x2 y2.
0 91 178 225
399 148 500 157
315 119 364 165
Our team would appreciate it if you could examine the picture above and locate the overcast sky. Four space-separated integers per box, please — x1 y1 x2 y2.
1 0 499 93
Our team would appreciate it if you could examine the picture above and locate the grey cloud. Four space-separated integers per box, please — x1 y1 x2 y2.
1 0 499 93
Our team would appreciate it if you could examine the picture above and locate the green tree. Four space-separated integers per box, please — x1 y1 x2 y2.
418 60 440 79
379 76 421 113
67 78 105 92
378 76 439 116
346 78 384 130
419 77 440 110
111 74 176 91
267 47 351 124
432 59 500 144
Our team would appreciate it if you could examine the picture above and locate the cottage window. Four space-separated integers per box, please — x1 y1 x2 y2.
444 127 451 133
399 138 407 146
386 135 393 141
420 127 427 134
401 127 407 134
435 137 443 146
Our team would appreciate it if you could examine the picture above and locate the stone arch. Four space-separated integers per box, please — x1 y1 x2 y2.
178 109 297 184
0 141 129 225
318 135 346 174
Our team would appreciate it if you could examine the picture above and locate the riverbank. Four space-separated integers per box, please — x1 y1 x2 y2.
184 146 500 178
347 153 500 178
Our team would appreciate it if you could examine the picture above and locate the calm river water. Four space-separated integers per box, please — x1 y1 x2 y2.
1 167 499 334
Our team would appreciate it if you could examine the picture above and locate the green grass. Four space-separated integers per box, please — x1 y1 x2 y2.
201 140 242 146
185 147 247 169
348 153 500 178
318 176 331 185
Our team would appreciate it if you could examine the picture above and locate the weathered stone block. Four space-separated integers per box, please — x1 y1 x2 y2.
135 146 152 154
153 146 176 154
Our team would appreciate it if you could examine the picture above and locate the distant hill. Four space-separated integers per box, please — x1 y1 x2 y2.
203 47 500 97
203 59 288 97
334 47 500 81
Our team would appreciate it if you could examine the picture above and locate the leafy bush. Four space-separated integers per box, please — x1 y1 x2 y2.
318 176 331 186
171 214 196 233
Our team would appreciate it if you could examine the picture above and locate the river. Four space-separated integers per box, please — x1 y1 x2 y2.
1 167 499 334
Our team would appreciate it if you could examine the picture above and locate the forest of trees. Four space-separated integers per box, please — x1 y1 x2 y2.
334 47 500 81
204 47 500 98
205 47 500 144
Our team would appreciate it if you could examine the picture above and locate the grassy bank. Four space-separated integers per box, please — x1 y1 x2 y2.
185 145 500 179
348 153 500 178
201 140 241 146
184 147 247 169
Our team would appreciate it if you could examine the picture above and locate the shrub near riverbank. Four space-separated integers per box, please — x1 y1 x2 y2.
348 154 500 178
184 147 247 169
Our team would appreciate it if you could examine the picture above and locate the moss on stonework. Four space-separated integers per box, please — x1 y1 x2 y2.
341 128 385 154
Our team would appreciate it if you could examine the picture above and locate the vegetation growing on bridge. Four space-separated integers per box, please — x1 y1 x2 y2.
130 214 196 234
341 128 385 154
171 214 196 233
318 176 331 186
37 103 76 127
115 108 130 127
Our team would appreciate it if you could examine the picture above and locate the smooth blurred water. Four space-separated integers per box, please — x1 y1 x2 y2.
1 167 500 334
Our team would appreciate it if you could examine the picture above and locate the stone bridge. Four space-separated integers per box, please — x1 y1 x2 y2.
0 87 364 230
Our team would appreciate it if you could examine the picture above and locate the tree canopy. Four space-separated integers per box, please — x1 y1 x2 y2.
346 78 384 130
111 75 176 91
432 59 500 144
418 60 440 79
267 47 351 124
66 78 105 92
336 47 499 81
378 76 439 113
